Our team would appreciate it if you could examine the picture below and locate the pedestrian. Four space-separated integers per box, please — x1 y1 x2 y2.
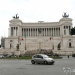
68 55 69 58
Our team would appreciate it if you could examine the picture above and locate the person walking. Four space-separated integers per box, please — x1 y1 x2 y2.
68 55 69 58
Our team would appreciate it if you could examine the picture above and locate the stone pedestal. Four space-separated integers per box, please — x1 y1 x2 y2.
15 51 20 56
20 50 25 55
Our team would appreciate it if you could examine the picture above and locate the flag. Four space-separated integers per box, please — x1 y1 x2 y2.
50 37 53 40
21 37 24 40
50 37 51 40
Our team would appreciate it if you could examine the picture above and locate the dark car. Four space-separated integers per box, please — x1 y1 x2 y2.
3 54 11 58
72 54 75 57
31 54 55 65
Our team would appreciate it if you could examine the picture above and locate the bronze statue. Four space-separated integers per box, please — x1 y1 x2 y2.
38 28 42 33
13 14 19 19
62 12 69 17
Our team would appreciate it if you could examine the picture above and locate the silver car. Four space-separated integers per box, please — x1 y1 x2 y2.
31 54 55 65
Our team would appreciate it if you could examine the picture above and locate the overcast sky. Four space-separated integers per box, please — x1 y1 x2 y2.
0 0 75 38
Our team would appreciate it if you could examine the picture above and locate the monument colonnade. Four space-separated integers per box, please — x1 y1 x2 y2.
10 27 61 37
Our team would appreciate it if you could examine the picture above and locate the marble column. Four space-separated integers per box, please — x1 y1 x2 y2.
15 27 16 36
59 27 60 36
44 28 45 36
12 27 14 36
27 28 29 37
50 28 52 36
37 28 38 36
11 27 12 36
22 28 23 36
35 28 36 37
54 28 56 36
30 28 31 36
52 28 53 37
46 28 47 36
13 27 15 36
10 27 11 36
53 28 54 36
69 26 70 35
15 27 17 36
48 28 49 36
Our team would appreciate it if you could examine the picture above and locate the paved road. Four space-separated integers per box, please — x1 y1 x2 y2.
0 56 75 75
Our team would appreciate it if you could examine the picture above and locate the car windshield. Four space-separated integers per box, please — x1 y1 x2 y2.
43 55 49 58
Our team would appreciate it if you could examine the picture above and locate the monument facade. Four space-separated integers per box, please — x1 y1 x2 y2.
4 13 75 55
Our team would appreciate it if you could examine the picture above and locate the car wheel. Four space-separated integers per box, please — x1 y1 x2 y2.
44 61 48 65
37 63 40 64
50 62 54 65
31 60 35 64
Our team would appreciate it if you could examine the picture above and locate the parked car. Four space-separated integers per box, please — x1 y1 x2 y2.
0 55 4 58
3 54 11 58
53 53 59 57
72 54 75 57
31 54 55 65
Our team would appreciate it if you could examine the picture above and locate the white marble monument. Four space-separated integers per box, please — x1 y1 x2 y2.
3 13 75 55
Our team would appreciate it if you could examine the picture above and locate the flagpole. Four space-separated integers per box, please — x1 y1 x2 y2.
25 37 26 50
50 36 54 50
18 36 20 51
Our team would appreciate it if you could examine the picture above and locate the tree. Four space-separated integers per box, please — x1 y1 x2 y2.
1 37 5 48
70 27 75 35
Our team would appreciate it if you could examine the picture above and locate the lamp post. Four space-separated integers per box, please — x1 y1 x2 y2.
50 37 54 50
52 37 54 50
17 36 20 51
39 42 41 50
24 34 26 50
25 37 26 50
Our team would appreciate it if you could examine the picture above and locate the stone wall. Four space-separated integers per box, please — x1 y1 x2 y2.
0 47 75 55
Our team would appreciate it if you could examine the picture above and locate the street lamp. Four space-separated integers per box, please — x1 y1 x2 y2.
24 34 26 50
17 36 20 51
25 39 26 50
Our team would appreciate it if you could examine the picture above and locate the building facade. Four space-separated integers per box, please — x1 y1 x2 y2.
4 13 75 55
